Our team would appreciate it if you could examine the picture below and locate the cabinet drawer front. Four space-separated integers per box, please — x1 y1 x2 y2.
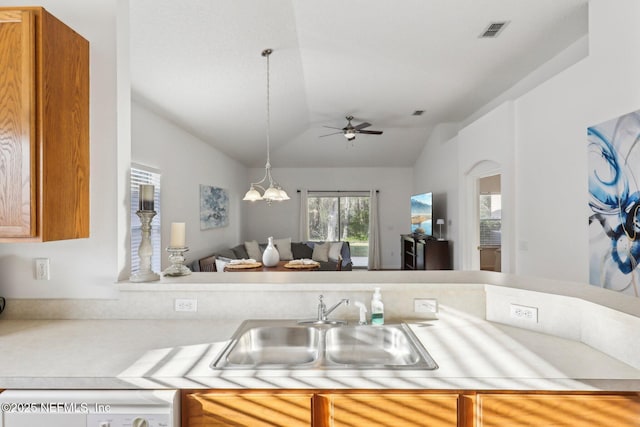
0 10 36 237
316 393 459 427
477 393 640 427
186 392 313 427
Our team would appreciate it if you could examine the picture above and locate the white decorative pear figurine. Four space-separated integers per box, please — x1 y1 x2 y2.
262 236 280 267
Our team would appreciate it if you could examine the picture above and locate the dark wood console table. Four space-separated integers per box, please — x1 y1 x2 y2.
401 235 451 270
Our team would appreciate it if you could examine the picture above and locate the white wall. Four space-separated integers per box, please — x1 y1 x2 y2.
415 0 640 288
514 0 640 282
457 102 516 273
243 167 413 269
0 0 120 299
131 102 248 266
412 123 460 267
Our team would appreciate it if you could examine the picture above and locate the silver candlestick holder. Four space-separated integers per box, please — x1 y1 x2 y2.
130 210 161 282
163 247 192 277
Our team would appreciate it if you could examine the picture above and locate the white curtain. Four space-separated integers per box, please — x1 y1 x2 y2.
299 189 308 241
368 189 381 270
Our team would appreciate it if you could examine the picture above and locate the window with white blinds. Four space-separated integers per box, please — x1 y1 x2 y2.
131 166 161 274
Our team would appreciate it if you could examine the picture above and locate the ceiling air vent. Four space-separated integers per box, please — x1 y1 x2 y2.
480 21 509 38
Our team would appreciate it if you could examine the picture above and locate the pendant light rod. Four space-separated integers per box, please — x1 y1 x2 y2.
263 48 272 169
243 48 290 204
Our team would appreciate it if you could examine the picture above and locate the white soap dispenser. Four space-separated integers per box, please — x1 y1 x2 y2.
371 287 384 325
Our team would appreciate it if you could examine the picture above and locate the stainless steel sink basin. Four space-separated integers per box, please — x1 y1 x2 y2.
225 326 320 367
211 320 438 370
325 325 435 367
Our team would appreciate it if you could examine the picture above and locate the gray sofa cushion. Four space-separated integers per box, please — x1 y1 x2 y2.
204 241 353 271
216 248 236 259
291 242 313 259
232 244 249 259
305 241 352 269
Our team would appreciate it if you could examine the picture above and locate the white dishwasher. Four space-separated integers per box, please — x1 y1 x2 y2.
0 390 178 427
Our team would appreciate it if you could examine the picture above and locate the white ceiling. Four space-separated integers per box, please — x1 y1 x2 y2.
130 0 588 168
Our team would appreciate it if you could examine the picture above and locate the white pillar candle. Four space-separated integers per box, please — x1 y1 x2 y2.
139 184 155 211
170 222 186 248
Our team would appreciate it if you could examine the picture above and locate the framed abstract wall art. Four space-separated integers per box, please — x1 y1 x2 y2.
200 185 229 229
588 109 640 296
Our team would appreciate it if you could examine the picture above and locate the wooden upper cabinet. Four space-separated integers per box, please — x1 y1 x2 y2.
0 7 89 242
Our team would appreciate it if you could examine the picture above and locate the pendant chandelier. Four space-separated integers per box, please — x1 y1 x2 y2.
243 48 290 204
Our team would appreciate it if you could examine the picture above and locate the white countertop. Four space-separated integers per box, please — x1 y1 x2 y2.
1 307 638 391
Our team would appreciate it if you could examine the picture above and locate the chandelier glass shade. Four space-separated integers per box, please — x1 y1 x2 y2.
243 48 290 204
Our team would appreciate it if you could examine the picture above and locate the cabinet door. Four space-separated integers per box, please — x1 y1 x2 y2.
184 392 313 427
315 393 459 427
0 10 36 237
477 393 640 427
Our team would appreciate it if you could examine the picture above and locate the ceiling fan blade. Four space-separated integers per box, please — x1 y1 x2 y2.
319 131 343 137
357 130 383 135
322 125 343 130
354 122 372 130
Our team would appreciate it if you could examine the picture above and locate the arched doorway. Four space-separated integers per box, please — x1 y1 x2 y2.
461 160 502 271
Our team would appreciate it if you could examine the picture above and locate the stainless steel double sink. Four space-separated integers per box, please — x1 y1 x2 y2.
211 319 438 370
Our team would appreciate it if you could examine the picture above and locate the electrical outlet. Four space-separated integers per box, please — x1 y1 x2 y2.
414 298 438 314
34 258 50 280
174 298 197 312
509 303 538 323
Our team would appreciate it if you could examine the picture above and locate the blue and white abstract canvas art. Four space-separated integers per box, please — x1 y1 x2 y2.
200 185 229 229
588 109 640 296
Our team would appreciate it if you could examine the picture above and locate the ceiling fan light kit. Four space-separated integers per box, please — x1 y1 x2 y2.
321 115 383 142
344 129 357 140
243 48 290 204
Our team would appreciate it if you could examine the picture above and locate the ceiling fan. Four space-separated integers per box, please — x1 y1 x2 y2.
320 115 383 141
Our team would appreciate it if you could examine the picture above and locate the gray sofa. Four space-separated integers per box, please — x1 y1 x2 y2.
194 241 352 271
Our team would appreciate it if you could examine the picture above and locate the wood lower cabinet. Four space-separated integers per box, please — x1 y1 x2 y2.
476 393 640 427
0 7 89 242
183 390 640 427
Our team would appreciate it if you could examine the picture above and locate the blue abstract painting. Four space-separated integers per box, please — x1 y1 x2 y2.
200 185 229 229
588 110 640 296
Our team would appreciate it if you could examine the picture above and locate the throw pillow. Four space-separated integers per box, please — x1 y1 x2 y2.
291 242 313 259
328 241 344 262
232 244 249 259
312 242 330 262
215 256 232 273
216 248 236 259
274 237 293 260
244 240 262 260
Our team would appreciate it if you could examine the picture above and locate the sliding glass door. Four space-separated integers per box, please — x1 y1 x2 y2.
307 192 369 267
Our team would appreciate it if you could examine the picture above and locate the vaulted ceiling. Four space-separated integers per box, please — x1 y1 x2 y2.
130 0 588 168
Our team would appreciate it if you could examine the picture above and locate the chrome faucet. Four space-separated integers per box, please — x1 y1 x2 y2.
317 294 350 322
